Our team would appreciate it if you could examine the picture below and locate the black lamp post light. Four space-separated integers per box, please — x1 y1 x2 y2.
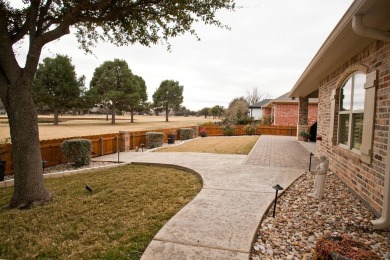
272 184 284 218
308 152 314 172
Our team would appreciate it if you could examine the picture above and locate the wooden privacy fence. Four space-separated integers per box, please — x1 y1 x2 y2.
203 125 297 137
3 125 295 176
3 126 196 176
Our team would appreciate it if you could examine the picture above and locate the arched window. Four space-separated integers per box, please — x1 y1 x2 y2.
338 72 366 150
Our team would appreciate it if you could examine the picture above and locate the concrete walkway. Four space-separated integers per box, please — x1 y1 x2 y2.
95 135 316 259
245 135 319 169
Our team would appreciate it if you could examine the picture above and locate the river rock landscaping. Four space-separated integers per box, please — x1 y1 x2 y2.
251 171 390 259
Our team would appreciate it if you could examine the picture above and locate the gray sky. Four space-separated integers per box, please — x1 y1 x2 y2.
14 0 352 110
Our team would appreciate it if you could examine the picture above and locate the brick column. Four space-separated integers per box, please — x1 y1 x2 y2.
119 131 130 152
297 96 309 141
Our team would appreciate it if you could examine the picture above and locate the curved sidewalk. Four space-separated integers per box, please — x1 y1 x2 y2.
96 135 314 259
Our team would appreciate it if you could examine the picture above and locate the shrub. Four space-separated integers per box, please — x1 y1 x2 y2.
180 128 194 140
146 132 164 148
61 139 92 167
222 125 235 136
244 125 256 135
260 115 272 126
236 115 253 125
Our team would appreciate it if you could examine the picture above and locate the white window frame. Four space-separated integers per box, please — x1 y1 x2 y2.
337 72 365 153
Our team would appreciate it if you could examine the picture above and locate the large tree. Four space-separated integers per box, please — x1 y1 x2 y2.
211 105 224 119
246 87 269 105
0 0 235 209
33 54 83 125
153 80 184 122
224 97 250 125
89 59 139 125
128 75 147 123
199 107 210 118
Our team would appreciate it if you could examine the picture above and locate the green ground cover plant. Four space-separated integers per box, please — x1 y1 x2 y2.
0 165 201 259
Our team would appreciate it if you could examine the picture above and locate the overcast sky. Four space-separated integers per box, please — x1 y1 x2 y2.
14 0 352 111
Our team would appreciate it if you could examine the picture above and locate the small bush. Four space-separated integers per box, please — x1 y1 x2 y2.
61 139 92 167
244 125 256 135
146 132 164 148
180 128 194 140
222 125 235 136
236 115 253 125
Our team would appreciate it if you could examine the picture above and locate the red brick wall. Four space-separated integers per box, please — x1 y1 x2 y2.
317 40 390 215
273 103 317 127
308 104 318 127
263 108 271 117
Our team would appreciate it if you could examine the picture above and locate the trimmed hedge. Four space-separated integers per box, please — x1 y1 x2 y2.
61 139 92 167
180 128 194 140
146 132 164 148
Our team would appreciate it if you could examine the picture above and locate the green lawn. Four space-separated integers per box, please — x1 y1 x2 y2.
0 165 201 259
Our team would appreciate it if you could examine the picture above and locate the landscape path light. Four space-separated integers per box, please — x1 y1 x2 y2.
42 160 47 173
272 184 284 218
309 152 314 172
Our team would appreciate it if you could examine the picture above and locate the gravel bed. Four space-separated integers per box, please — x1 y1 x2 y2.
251 171 390 259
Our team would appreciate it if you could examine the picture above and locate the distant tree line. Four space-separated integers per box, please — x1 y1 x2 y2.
33 55 186 124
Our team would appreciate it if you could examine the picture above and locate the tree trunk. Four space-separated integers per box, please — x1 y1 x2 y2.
165 104 169 122
6 79 52 209
106 108 109 121
53 109 59 125
130 109 134 123
111 104 116 124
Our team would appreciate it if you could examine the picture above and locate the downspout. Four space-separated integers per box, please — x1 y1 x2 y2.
352 14 390 42
354 14 390 229
371 119 390 229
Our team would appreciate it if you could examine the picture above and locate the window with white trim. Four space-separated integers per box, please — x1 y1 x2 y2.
338 72 366 150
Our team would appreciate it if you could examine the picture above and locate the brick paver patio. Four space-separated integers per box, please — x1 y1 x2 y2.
245 135 319 170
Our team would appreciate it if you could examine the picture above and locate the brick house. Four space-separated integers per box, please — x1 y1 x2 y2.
263 92 318 127
289 0 390 229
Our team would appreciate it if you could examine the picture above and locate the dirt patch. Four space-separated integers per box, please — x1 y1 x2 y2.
156 136 259 155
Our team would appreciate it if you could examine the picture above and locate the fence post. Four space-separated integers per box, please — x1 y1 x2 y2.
100 137 104 156
119 131 130 152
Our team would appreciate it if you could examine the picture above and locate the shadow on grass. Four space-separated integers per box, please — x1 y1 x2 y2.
0 165 201 259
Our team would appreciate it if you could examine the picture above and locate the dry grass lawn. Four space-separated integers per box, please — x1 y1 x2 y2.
0 115 216 140
156 136 259 155
0 165 201 259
